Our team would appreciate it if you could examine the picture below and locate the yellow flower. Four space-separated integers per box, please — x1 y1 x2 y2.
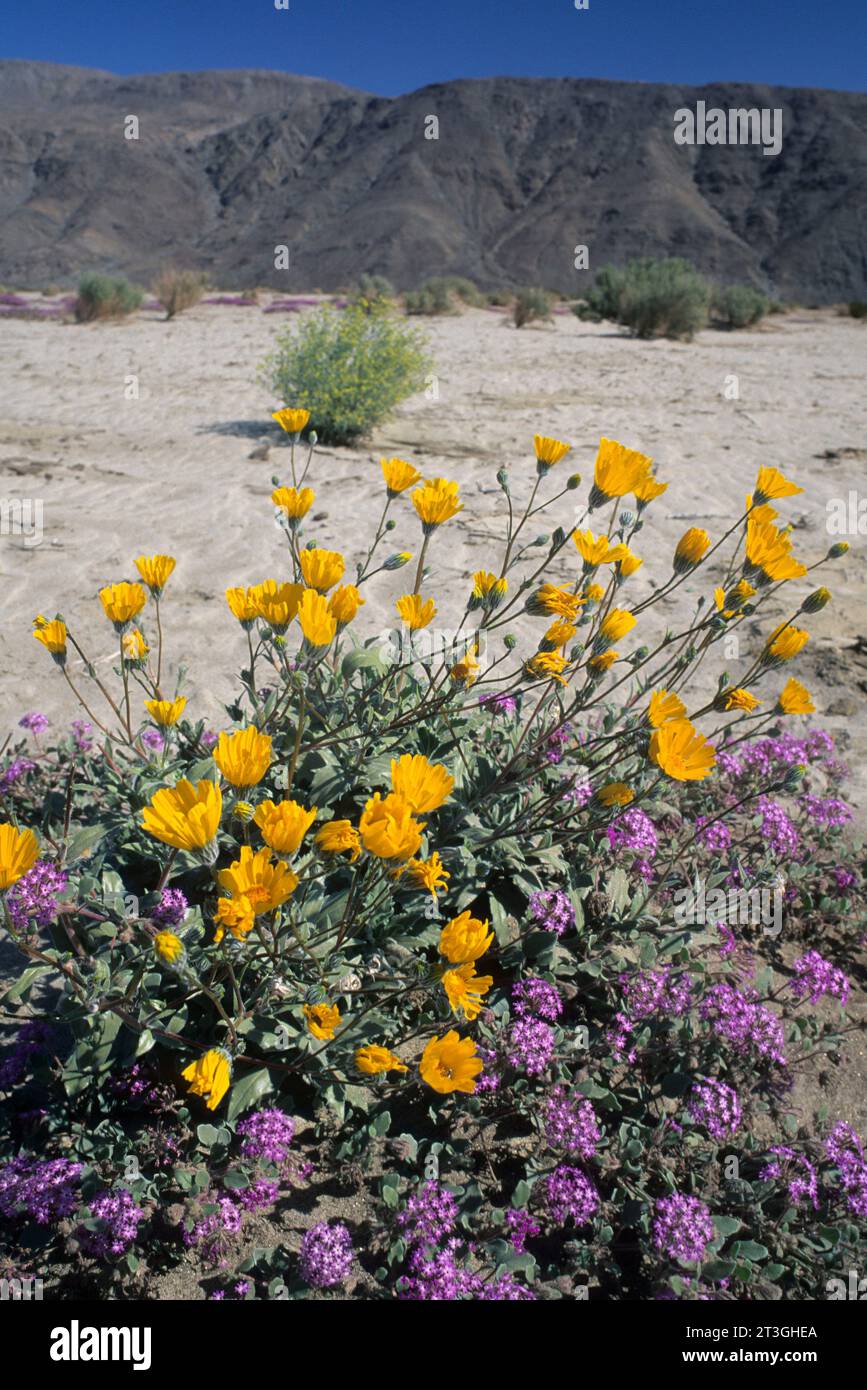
525 651 570 684
404 852 451 897
213 727 273 789
746 494 778 526
391 754 454 813
298 587 338 649
596 782 634 807
33 619 67 660
439 910 493 963
217 845 298 914
397 593 437 630
527 584 585 621
135 554 176 595
250 579 304 633
359 792 425 862
0 824 40 889
649 719 716 781
753 466 803 505
540 619 576 651
299 548 345 593
574 529 629 568
720 688 761 713
745 520 806 584
647 689 687 727
272 486 314 523
617 548 643 578
213 895 256 943
584 582 605 602
449 645 480 687
355 1045 408 1075
181 1049 231 1111
714 579 757 617
142 779 222 852
154 931 184 964
272 407 311 436
598 608 636 646
634 473 668 507
329 585 365 628
381 457 422 495
420 1031 483 1094
442 963 493 1021
588 649 618 673
534 435 571 470
412 477 463 531
99 581 147 629
225 586 259 628
315 819 362 861
145 696 186 727
123 628 149 661
253 799 317 855
777 677 815 715
590 437 654 507
763 624 810 665
304 1002 341 1041
673 529 711 573
471 571 508 610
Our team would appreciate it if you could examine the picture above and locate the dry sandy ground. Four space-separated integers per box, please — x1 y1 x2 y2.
1 299 866 811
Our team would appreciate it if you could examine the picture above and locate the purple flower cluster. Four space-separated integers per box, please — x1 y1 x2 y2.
236 1108 295 1164
695 816 732 852
298 1221 354 1289
397 1181 458 1247
789 951 850 1007
479 693 518 717
507 1018 555 1076
760 1147 819 1210
0 1155 83 1224
528 889 575 937
79 1188 144 1256
0 756 37 792
800 795 852 828
505 1208 541 1252
184 1182 277 1262
512 977 563 1022
833 867 856 891
687 1078 742 1140
543 1165 599 1227
757 796 800 861
5 861 68 931
141 728 165 752
19 711 49 735
825 1123 867 1219
399 1240 535 1299
543 1087 600 1159
621 967 692 1020
653 1193 715 1265
607 807 658 860
699 983 787 1065
606 1011 636 1063
151 888 188 927
70 719 93 751
0 1020 57 1088
544 723 573 765
563 778 593 808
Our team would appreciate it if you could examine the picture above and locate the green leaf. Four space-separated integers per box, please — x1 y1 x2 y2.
226 1067 275 1121
729 1239 768 1261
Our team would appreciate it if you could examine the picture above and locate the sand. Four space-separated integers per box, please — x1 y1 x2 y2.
1 298 866 812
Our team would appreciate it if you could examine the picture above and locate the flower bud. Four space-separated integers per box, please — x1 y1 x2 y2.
503 634 517 650
827 541 849 558
384 551 413 570
800 587 831 613
566 473 582 490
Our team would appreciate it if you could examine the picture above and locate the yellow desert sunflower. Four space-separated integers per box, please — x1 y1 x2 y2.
299 548 345 593
123 628 149 661
539 619 576 651
391 754 454 813
647 689 687 727
145 696 186 727
304 1002 341 1041
525 651 570 684
442 964 493 1021
359 792 425 862
438 911 493 964
272 407 311 436
534 434 571 472
777 677 815 715
154 931 184 965
649 719 716 781
99 581 147 630
718 688 761 713
272 486 314 525
396 593 437 630
225 586 259 629
762 624 810 666
250 579 304 633
142 779 222 853
753 466 803 505
412 478 463 532
0 823 40 889
526 584 585 622
449 644 480 687
573 529 629 569
253 799 317 856
588 649 619 674
33 619 67 662
328 584 365 628
597 608 636 647
355 1045 408 1075
298 587 338 649
596 782 634 807
470 571 508 611
420 1031 483 1095
314 819 362 862
617 548 643 578
381 457 422 495
135 554 176 596
217 846 298 914
181 1048 231 1111
213 895 256 943
213 727 272 789
673 529 711 574
634 473 668 508
403 852 451 897
589 437 654 509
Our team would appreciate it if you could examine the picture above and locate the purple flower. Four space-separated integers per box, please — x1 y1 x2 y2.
201 730 219 750
653 1193 715 1265
70 719 93 751
543 1165 599 1227
687 1078 742 1140
757 796 800 861
151 887 189 927
528 889 574 937
479 693 518 717
512 977 563 1022
0 1155 83 1224
79 1188 144 1256
399 1239 535 1300
789 951 850 1007
825 1123 867 1220
507 1018 555 1076
5 861 68 931
833 867 856 891
621 967 692 1020
298 1221 354 1289
505 1208 541 1252
607 807 658 860
19 711 49 735
397 1181 458 1247
699 983 786 1066
760 1147 819 1210
695 816 732 852
141 728 165 752
543 1087 600 1159
0 1020 57 1088
800 795 852 828
0 756 37 792
236 1108 295 1164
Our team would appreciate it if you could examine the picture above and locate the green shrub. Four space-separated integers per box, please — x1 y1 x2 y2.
403 279 455 316
513 285 554 328
576 259 710 339
349 273 395 312
713 284 770 329
486 287 513 307
848 300 867 319
262 301 433 446
74 273 143 322
152 267 207 320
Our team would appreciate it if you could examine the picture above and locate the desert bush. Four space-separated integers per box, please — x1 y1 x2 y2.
152 267 208 320
1 429 863 1302
848 300 867 319
74 273 144 322
714 284 770 329
513 285 554 328
349 273 395 312
261 301 432 445
403 278 454 316
486 287 513 307
576 259 710 339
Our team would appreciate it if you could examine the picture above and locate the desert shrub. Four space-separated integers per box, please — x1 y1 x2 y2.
576 259 710 339
714 284 770 329
848 300 867 319
261 301 432 445
152 267 208 320
486 287 513 307
1 431 863 1302
513 285 554 328
403 278 454 316
349 273 395 312
74 273 144 322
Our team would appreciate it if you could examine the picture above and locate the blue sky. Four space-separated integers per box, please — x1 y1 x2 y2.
4 0 865 94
